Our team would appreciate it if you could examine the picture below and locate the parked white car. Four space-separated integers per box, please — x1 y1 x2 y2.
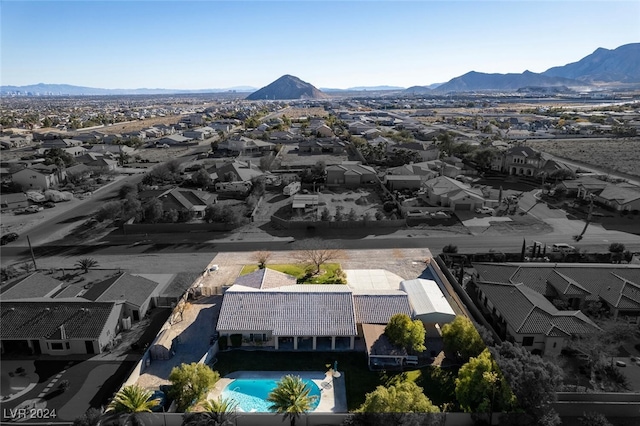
475 207 495 215
551 243 576 253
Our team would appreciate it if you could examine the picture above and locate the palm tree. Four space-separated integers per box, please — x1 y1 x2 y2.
75 258 99 273
181 397 237 426
267 375 317 426
105 385 160 426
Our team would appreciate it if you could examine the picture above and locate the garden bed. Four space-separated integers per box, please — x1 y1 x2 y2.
239 263 346 284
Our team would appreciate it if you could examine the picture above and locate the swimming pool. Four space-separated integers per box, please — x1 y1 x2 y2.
221 378 321 412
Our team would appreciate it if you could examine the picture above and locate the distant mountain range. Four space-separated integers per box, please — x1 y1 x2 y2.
3 43 638 97
421 43 640 94
542 43 640 83
0 83 258 96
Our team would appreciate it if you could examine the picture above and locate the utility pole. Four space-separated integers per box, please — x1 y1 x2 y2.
27 235 37 270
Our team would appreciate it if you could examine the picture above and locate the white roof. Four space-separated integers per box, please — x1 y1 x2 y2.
400 279 456 323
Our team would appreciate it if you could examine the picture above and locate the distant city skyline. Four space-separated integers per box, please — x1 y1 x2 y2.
1 1 639 90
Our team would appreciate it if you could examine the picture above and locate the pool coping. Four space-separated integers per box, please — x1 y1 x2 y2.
207 370 347 413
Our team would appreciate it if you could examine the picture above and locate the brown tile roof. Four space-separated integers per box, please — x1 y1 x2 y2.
353 292 412 324
0 301 120 339
547 271 591 296
475 263 640 309
0 273 62 300
82 273 159 307
476 281 599 337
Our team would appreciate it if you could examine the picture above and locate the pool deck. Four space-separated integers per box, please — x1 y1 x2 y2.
207 370 347 413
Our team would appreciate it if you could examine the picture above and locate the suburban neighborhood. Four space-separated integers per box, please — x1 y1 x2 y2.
2 36 640 425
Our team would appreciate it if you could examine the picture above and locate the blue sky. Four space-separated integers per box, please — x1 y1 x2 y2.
2 1 639 89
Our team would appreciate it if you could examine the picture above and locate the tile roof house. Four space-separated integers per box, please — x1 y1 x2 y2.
0 273 63 300
326 162 376 186
158 134 192 145
217 283 358 350
421 176 485 211
299 138 346 154
81 272 162 321
209 160 265 183
221 135 275 154
494 146 544 176
157 188 217 218
592 184 640 212
217 267 452 357
472 263 640 355
0 301 122 356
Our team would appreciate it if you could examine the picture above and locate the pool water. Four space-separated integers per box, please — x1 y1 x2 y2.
221 378 321 412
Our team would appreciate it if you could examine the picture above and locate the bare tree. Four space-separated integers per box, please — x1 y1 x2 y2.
252 251 272 269
294 238 343 275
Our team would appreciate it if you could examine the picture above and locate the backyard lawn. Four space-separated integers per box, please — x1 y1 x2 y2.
213 350 457 411
239 263 346 284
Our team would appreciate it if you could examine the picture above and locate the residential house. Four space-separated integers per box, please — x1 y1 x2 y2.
64 163 92 180
326 162 376 186
216 267 455 369
157 188 217 218
221 135 275 154
0 273 63 300
421 176 485 211
310 123 335 138
363 128 382 140
183 126 215 141
590 184 640 212
299 138 346 154
558 175 608 197
496 146 544 176
41 139 83 150
0 301 123 356
394 142 440 162
12 165 64 190
139 188 217 218
61 146 88 157
158 134 192 146
384 175 423 191
348 121 376 135
209 159 265 183
81 272 162 321
0 134 32 148
472 263 640 355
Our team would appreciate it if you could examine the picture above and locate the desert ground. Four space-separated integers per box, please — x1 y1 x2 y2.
528 137 640 178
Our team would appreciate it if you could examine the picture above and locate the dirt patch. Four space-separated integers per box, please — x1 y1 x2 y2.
131 145 201 164
86 116 184 135
278 107 328 119
321 188 384 219
528 138 640 178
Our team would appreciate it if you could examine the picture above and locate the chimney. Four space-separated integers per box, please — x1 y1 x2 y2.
59 324 67 340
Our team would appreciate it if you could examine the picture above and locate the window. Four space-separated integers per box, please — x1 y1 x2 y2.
522 336 534 347
51 342 63 350
66 342 70 349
